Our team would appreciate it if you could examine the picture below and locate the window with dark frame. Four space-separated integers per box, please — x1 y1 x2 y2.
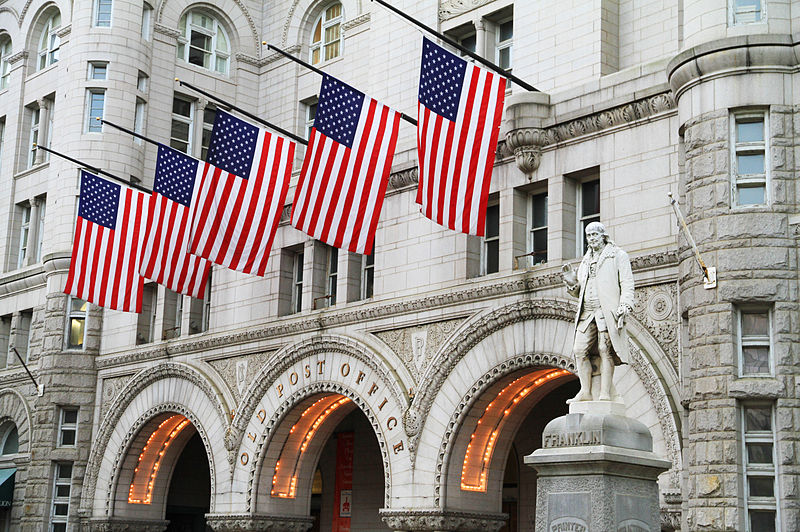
482 201 499 275
57 407 78 447
741 403 778 531
50 462 72 532
292 250 304 313
579 179 600 254
529 192 547 265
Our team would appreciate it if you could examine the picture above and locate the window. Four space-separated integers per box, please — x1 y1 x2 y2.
310 3 342 65
495 17 512 77
326 245 338 306
177 10 230 75
162 289 183 340
292 250 304 313
189 270 212 334
732 0 763 24
141 2 153 40
35 197 45 262
305 101 317 139
88 62 107 80
737 308 771 375
201 106 216 160
28 107 40 168
37 12 61 70
136 283 156 344
361 252 374 299
0 316 9 369
0 119 4 176
0 423 18 454
137 70 148 92
17 203 30 269
14 310 32 362
134 98 146 143
94 0 112 27
86 90 105 133
50 462 72 532
528 192 547 265
0 36 10 89
741 404 778 531
731 112 767 206
57 408 77 447
170 96 193 153
579 179 600 254
481 200 500 275
66 297 87 349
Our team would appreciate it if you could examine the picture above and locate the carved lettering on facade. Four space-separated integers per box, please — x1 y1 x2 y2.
543 430 602 448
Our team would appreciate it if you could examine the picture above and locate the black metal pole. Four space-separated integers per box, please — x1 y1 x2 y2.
100 118 161 148
11 347 43 394
370 0 538 92
266 43 418 126
175 78 308 145
34 144 151 194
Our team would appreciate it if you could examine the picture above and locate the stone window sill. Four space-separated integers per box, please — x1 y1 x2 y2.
728 376 784 399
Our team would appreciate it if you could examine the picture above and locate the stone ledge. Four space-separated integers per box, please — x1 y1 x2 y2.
205 513 314 532
379 508 508 532
728 376 785 398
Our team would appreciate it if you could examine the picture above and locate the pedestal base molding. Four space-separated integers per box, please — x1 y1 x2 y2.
85 518 168 532
379 509 507 532
205 513 314 532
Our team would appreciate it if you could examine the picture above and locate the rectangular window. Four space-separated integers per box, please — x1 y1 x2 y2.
201 106 216 161
306 101 317 140
0 315 10 369
528 192 547 265
88 62 107 80
15 309 32 362
579 179 600 254
732 0 763 24
0 118 5 176
361 252 374 300
137 70 148 92
133 98 146 144
495 16 513 89
17 202 30 269
57 407 78 447
141 2 153 40
188 270 212 334
737 307 772 375
162 289 183 340
136 283 156 344
292 251 304 313
481 200 500 275
170 96 193 154
741 403 778 531
66 297 87 349
94 0 112 27
326 245 338 306
50 462 72 532
28 107 40 168
731 112 768 206
86 90 105 132
35 197 46 262
0 38 10 89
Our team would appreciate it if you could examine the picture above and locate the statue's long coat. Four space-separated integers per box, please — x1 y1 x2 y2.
567 243 635 365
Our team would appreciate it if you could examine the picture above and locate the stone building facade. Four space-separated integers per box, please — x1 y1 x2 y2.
0 0 797 531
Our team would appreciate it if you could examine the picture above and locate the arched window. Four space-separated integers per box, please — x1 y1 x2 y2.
177 10 230 75
310 3 342 65
0 423 18 455
37 11 61 70
0 36 11 89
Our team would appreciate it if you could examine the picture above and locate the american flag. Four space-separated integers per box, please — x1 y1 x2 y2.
291 75 401 254
416 37 506 236
189 110 295 276
65 171 149 312
139 145 212 298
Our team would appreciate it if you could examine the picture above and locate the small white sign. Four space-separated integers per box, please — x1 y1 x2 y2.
339 489 352 517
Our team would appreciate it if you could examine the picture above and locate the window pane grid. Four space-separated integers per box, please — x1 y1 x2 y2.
50 462 72 530
482 203 499 275
178 11 229 74
732 114 767 206
529 193 547 265
95 0 112 27
310 3 342 64
87 91 104 132
742 403 778 531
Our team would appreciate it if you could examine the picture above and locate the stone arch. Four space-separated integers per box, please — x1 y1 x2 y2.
157 0 259 57
0 388 32 454
80 363 230 518
20 1 64 51
281 0 361 49
0 6 20 28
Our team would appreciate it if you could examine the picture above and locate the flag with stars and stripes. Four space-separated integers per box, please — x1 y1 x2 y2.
139 145 212 298
416 37 506 236
189 110 295 276
65 171 150 312
291 74 401 254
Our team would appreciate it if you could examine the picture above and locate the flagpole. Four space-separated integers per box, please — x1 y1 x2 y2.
175 78 308 145
100 118 160 148
265 43 418 127
369 0 538 92
34 144 152 194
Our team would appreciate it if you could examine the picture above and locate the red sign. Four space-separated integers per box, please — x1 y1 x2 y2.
332 432 354 532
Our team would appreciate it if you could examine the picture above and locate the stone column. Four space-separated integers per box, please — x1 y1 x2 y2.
24 196 41 266
525 401 670 531
35 97 50 165
473 17 486 58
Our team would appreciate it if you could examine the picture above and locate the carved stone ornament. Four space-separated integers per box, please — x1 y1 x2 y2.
206 514 314 532
85 518 169 532
504 128 548 178
631 282 680 371
100 373 135 421
205 350 275 401
380 508 508 532
388 167 419 191
439 0 496 21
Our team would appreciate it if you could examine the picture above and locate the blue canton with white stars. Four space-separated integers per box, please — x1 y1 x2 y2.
207 110 258 179
154 145 199 207
418 37 466 122
314 75 365 149
79 170 120 229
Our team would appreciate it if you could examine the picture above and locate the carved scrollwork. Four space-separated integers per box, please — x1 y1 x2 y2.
504 127 549 177
388 167 419 190
206 514 314 532
380 508 508 531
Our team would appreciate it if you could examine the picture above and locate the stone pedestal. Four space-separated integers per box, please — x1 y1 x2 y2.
525 401 670 532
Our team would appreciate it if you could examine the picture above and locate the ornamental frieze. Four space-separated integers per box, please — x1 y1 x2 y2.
205 350 276 401
99 373 135 422
631 283 680 371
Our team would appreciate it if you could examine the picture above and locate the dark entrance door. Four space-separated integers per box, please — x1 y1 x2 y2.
165 432 211 532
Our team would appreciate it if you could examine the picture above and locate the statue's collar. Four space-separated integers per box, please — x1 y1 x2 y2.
585 243 615 264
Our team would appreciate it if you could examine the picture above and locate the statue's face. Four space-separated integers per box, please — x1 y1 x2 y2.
585 229 605 251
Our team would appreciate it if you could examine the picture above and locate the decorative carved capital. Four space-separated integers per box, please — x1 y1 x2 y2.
86 518 168 532
7 50 27 65
205 514 314 532
439 0 495 21
153 23 181 39
504 128 547 177
380 509 507 532
342 13 370 32
388 167 419 190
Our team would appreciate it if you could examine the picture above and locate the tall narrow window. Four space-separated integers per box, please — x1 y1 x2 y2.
481 201 500 275
170 96 193 153
66 297 87 349
0 315 10 369
0 119 4 176
732 0 763 24
188 270 212 334
57 407 78 447
326 246 338 306
37 12 61 70
136 283 156 344
305 101 317 139
579 179 600 254
50 462 72 532
86 90 105 132
28 107 40 168
162 290 183 340
141 2 153 40
17 203 30 269
16 310 33 362
201 105 216 160
137 71 148 92
310 3 343 65
495 17 513 80
528 192 547 265
35 197 46 262
177 10 230 75
202 270 212 331
134 98 146 143
732 112 767 206
0 37 11 89
361 252 374 299
94 0 112 27
737 308 772 375
741 404 778 531
292 251 304 313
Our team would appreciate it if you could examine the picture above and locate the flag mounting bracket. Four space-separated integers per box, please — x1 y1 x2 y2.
11 347 44 396
668 192 717 289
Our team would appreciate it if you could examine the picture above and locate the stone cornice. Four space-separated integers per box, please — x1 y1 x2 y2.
55 23 71 38
234 52 262 67
262 44 302 66
380 508 507 531
438 0 495 21
342 12 370 32
7 50 26 65
206 514 314 531
85 518 168 532
0 264 46 297
387 166 418 191
154 22 181 39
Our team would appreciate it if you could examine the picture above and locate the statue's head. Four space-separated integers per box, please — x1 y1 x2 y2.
584 221 608 252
